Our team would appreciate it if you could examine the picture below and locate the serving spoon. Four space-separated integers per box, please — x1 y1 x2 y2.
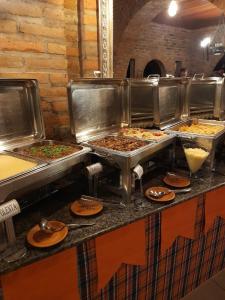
148 188 191 198
39 218 96 234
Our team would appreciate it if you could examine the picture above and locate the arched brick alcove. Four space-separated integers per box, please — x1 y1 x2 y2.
114 0 224 78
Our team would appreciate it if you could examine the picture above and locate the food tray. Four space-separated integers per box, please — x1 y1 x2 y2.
8 140 84 163
166 119 225 139
86 135 153 157
0 152 46 185
119 128 173 143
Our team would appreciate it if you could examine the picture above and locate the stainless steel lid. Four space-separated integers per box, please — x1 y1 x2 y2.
0 79 45 149
185 76 225 119
67 79 128 143
154 77 189 129
128 78 158 128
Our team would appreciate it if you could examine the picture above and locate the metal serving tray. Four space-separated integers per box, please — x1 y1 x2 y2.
0 79 91 204
84 134 174 167
67 79 176 202
166 119 225 139
0 152 46 185
8 140 85 164
166 119 225 170
0 146 90 203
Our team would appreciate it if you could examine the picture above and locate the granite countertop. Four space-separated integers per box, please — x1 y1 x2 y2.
0 166 225 275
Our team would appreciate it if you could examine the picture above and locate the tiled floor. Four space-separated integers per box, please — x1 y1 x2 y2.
182 269 225 300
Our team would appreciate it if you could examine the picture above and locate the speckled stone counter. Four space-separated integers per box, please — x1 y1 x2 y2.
0 166 225 275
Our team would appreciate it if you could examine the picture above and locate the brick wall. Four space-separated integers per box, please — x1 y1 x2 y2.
0 0 98 138
114 0 222 78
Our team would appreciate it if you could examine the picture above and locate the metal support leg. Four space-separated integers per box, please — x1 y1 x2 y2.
5 218 16 245
121 164 132 204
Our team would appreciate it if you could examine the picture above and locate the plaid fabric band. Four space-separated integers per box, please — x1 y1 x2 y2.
77 195 225 300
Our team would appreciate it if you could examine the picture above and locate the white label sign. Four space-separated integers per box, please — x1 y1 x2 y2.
0 200 21 222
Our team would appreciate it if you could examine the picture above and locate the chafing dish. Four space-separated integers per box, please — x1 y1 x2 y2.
67 79 175 203
0 78 90 204
184 76 225 120
166 119 225 170
0 79 90 249
9 140 84 164
128 77 189 130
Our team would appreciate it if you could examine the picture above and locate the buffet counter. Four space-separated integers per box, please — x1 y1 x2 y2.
0 166 225 300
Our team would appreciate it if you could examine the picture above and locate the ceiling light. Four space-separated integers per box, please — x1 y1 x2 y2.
168 0 178 17
200 37 211 48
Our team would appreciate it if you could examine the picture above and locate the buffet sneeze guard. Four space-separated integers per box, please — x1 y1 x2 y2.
0 79 90 252
67 79 175 203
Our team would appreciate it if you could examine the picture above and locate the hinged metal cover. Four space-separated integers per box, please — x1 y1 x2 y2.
0 79 45 149
184 77 225 120
154 78 188 130
67 79 128 143
128 78 158 128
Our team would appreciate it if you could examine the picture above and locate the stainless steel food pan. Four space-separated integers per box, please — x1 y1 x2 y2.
0 152 46 185
8 140 85 164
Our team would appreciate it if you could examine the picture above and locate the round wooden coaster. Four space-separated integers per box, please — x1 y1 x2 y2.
27 221 68 248
145 186 175 203
163 173 190 188
70 199 103 216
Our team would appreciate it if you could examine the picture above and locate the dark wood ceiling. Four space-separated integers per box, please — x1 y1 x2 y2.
153 0 223 30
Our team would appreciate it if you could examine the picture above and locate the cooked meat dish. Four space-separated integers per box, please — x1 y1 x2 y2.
121 128 167 140
17 144 80 160
178 124 224 135
90 136 148 152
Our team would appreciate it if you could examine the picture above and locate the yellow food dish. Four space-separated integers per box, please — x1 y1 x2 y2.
178 124 224 135
0 155 37 181
121 128 167 140
184 148 209 173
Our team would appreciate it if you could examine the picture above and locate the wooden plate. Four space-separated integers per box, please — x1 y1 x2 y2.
163 173 190 188
70 199 103 216
145 186 175 203
27 221 68 248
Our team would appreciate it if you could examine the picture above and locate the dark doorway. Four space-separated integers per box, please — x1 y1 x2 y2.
213 54 225 71
143 60 166 77
126 58 136 78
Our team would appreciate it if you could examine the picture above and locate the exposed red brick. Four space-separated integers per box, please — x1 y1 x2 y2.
84 0 97 9
40 87 67 97
25 57 67 70
0 56 23 68
0 20 17 33
0 0 42 17
0 37 45 53
0 72 49 84
20 23 64 39
49 73 68 85
48 43 66 55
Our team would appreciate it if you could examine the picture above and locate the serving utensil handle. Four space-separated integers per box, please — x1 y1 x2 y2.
171 188 191 194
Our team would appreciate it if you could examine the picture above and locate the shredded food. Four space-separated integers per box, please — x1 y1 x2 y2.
90 136 148 152
121 128 167 140
178 124 224 135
